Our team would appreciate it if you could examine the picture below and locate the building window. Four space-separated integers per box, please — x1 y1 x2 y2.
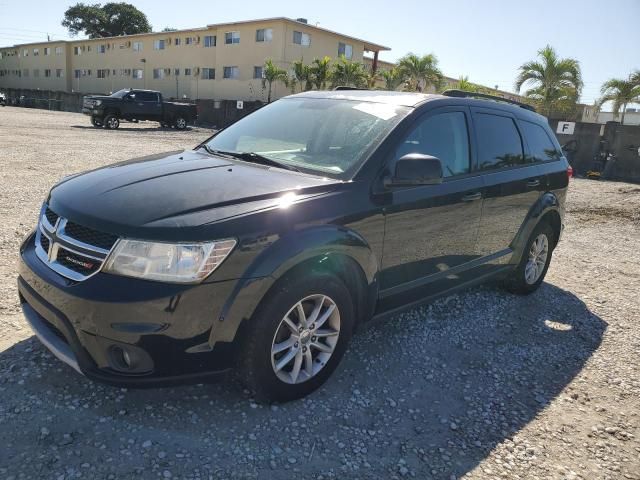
204 35 216 47
174 68 180 76
224 31 240 44
86 69 92 76
44 69 51 78
153 68 165 79
293 31 311 46
97 69 109 79
223 66 239 79
33 69 40 77
184 68 192 76
132 69 143 79
201 68 215 80
98 44 106 54
185 37 193 45
74 69 81 78
133 41 143 52
174 37 181 46
253 66 263 79
154 39 165 50
33 48 39 56
256 28 273 42
338 42 353 59
44 47 51 56
73 46 81 55
55 46 63 55
23 49 28 57
23 69 29 77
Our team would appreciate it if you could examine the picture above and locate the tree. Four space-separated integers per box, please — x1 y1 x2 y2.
597 75 640 125
515 45 583 117
452 75 480 93
330 57 367 88
262 59 288 103
397 53 443 92
62 2 152 38
292 60 313 92
381 67 406 91
309 56 332 90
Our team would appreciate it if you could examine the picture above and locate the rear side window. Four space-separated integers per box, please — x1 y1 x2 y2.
396 111 470 177
520 121 561 162
475 113 524 170
137 91 158 102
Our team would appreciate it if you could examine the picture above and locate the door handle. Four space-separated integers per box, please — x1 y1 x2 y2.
462 192 482 202
526 179 541 188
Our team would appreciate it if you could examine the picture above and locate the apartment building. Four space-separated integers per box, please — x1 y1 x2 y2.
0 17 388 102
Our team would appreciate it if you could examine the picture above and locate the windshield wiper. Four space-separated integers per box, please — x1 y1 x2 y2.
200 146 300 172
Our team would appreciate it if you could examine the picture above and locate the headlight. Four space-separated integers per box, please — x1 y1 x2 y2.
103 239 236 283
94 100 102 106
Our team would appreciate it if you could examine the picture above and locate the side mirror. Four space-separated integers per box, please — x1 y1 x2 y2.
125 95 135 101
385 153 443 187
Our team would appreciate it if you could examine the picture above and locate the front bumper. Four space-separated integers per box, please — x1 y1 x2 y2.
81 107 102 116
18 232 242 387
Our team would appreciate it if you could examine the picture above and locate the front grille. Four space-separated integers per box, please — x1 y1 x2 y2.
44 208 59 227
35 204 119 281
56 247 101 275
64 221 118 250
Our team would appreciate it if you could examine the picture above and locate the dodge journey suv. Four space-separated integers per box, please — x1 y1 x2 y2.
18 90 569 402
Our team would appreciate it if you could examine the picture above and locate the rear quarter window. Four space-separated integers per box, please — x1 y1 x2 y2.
520 121 561 162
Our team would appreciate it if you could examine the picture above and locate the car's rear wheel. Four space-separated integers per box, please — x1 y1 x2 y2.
239 274 354 403
174 116 187 130
90 116 103 127
504 221 555 294
104 114 120 130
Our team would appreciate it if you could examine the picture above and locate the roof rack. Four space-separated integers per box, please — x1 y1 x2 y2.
333 86 368 91
442 89 536 112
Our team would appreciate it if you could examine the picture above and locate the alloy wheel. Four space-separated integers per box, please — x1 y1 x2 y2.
175 118 186 129
525 233 549 284
270 294 341 384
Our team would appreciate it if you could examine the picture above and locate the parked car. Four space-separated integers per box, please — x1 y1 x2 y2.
0 92 6 106
81 88 197 130
19 90 570 402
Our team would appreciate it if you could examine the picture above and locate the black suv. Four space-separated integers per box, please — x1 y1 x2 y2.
18 90 569 402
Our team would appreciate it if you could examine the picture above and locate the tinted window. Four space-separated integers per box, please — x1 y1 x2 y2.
397 111 470 177
136 91 158 102
475 114 524 170
521 121 560 162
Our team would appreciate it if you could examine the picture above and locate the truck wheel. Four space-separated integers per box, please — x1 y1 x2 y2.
239 273 354 403
104 114 120 130
503 221 555 295
174 116 188 130
91 116 103 127
160 121 169 128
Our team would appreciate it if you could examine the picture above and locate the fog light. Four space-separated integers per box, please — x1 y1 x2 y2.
122 349 132 368
109 345 136 371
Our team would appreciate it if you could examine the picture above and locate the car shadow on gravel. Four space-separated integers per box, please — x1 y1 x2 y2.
0 283 605 479
70 125 195 132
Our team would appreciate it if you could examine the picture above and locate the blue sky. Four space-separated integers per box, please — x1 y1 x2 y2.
1 0 638 104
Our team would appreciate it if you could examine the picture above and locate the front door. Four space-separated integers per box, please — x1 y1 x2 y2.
379 107 483 307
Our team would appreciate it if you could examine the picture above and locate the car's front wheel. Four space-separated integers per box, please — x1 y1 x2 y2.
90 116 103 127
240 274 354 402
504 221 555 294
104 114 120 130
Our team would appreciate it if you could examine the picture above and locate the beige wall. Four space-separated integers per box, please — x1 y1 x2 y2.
0 19 384 102
0 41 69 91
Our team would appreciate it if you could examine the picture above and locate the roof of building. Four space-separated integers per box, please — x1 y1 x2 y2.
287 90 434 107
0 17 389 52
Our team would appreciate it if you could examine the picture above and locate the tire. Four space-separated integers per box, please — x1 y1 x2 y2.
504 221 555 295
174 116 188 130
104 114 120 130
160 121 169 128
90 116 103 127
239 273 355 403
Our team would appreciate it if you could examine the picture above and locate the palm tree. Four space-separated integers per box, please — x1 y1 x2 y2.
364 68 380 89
453 75 479 93
515 45 583 117
597 75 640 125
397 53 443 92
330 57 367 88
262 59 288 103
292 60 312 92
381 67 406 91
309 56 332 90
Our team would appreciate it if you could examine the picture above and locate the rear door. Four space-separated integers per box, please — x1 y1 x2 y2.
471 108 543 259
136 91 163 120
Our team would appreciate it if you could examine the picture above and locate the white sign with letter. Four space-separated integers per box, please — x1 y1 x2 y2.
556 121 575 135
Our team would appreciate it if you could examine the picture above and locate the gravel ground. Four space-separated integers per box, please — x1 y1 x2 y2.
0 107 639 480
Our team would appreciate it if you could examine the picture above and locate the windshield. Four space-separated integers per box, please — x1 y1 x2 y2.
110 89 130 98
203 98 410 179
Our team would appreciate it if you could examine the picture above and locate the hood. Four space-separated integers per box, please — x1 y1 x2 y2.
48 150 340 234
